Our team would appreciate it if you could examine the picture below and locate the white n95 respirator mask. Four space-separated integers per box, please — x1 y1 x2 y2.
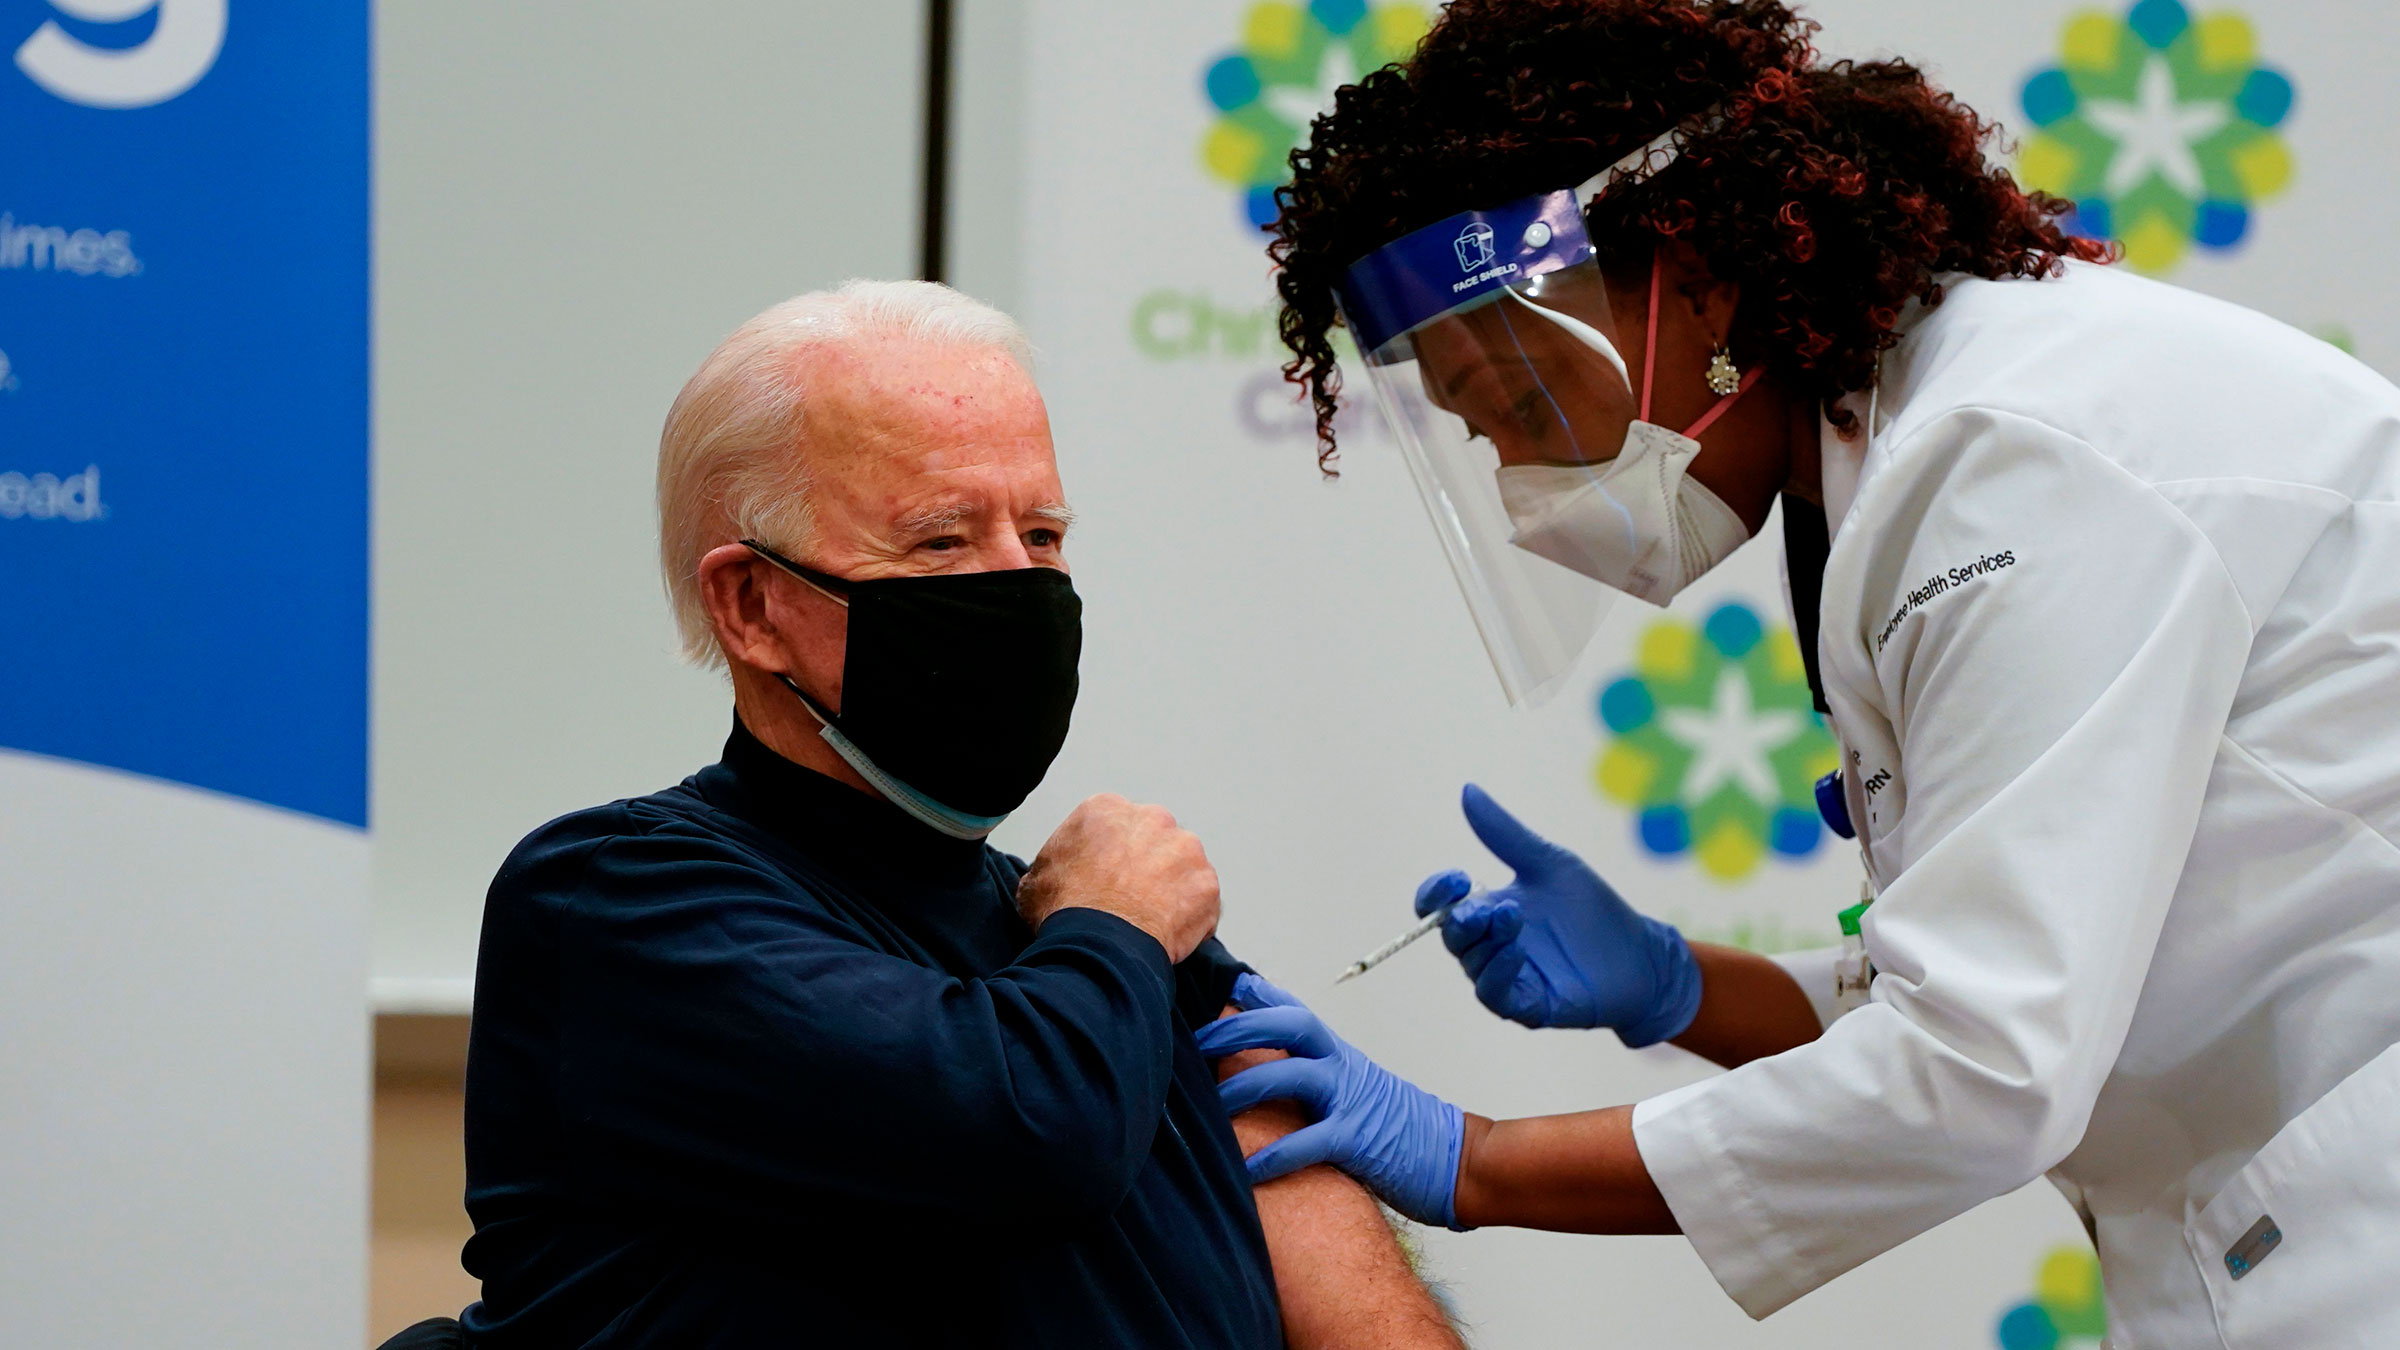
1494 421 1752 607
1334 115 1757 704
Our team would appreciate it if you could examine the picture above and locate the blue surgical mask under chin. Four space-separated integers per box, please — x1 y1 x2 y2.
774 673 1011 841
815 715 1010 841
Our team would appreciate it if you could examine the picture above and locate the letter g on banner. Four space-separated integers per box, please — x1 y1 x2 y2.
17 0 225 109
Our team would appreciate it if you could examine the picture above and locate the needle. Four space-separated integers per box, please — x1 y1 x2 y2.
1334 898 1461 985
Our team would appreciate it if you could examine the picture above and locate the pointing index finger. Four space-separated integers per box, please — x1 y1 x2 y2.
1461 783 1563 877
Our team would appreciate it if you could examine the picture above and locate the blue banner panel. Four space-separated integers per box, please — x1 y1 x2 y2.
0 1 369 825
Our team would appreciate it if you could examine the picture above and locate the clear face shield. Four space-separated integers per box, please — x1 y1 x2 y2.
1336 130 1759 705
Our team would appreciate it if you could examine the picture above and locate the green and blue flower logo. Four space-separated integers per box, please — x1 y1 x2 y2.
2016 0 2296 275
1593 602 1838 883
1200 1 1429 232
1996 1246 2108 1349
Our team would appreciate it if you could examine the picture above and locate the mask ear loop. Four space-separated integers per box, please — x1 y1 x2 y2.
772 672 841 730
742 538 852 608
740 537 852 728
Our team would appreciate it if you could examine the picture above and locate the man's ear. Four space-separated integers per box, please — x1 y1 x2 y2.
697 543 792 673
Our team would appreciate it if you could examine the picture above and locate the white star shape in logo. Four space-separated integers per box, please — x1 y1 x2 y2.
1262 40 1358 135
2083 56 2230 199
1660 670 1805 803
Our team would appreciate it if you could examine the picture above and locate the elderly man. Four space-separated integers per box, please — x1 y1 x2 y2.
458 281 1457 1347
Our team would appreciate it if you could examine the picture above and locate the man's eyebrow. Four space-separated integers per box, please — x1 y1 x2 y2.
892 501 978 536
889 499 1076 538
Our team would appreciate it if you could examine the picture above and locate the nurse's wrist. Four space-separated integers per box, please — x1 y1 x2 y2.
1450 1112 1498 1230
1614 920 1703 1048
1443 1107 1679 1236
1661 942 1825 1069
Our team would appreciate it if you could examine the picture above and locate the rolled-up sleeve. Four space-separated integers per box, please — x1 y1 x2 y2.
1633 410 2252 1317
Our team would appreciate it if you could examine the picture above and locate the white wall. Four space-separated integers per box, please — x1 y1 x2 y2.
371 1 929 1006
950 0 1034 320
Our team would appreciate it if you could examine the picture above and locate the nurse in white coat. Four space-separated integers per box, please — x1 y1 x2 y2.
1197 2 2400 1344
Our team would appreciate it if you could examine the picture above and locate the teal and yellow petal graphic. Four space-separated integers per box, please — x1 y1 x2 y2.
1589 601 1837 883
1199 2 1431 231
1995 1245 2108 1348
2017 1 2296 276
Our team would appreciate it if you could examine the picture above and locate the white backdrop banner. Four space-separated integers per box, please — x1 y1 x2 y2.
1000 1 2394 1345
0 0 370 1342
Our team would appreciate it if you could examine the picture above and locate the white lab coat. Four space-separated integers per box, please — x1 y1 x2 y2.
1630 261 2400 1347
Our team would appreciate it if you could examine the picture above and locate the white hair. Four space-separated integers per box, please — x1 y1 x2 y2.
656 279 1035 667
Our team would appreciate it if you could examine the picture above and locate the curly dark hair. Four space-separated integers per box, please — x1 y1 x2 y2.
1272 0 2113 471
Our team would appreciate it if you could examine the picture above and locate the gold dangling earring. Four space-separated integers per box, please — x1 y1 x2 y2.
1705 345 1741 396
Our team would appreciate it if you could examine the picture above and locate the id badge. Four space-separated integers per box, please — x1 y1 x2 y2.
1834 881 1877 1013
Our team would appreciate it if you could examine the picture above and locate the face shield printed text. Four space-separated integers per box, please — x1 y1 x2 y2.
1875 549 2018 653
1452 262 1521 294
1337 190 1594 354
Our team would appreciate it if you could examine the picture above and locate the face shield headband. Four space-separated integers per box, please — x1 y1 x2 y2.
1330 111 1761 706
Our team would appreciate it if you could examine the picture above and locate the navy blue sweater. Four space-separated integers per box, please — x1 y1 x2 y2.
458 722 1283 1347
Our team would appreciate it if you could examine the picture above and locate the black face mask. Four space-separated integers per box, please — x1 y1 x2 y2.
741 539 1082 837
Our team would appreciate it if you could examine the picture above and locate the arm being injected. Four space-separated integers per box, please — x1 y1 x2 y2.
1212 998 1464 1348
1199 786 1822 1236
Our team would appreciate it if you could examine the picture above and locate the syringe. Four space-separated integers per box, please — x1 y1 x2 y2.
1333 897 1463 985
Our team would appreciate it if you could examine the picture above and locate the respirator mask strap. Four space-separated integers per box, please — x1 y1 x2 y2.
1565 107 1760 440
1629 248 1763 441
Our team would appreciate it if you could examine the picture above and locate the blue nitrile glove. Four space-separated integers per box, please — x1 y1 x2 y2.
1417 783 1702 1045
1194 973 1466 1229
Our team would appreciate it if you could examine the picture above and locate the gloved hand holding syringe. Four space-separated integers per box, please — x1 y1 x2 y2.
1331 784 1704 1049
1214 783 1708 1230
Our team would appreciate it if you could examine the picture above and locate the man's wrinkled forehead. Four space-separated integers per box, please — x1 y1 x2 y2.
795 334 1040 447
787 333 1064 537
